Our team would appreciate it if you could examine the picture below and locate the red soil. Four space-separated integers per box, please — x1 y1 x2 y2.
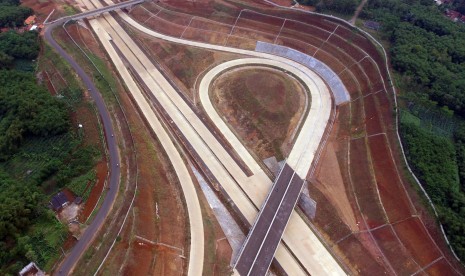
79 161 108 223
231 26 276 43
21 0 56 23
267 0 293 7
224 35 256 50
337 233 388 274
368 135 415 222
141 1 162 14
363 94 384 135
42 70 57 96
190 18 233 34
338 70 360 96
144 16 185 38
371 225 422 275
350 138 388 229
425 258 462 276
122 242 154 275
282 20 331 41
393 217 443 267
277 36 318 56
182 27 228 45
236 13 284 34
314 49 346 74
328 34 366 61
349 63 371 95
375 91 394 132
129 6 152 23
350 97 365 135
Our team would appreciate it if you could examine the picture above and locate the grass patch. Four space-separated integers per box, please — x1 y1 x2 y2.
211 66 307 160
63 5 79 16
67 170 97 201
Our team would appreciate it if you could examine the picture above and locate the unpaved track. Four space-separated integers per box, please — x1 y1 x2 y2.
79 1 343 275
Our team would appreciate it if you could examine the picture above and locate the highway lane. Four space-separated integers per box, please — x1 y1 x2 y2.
44 23 121 276
234 164 295 275
75 1 205 274
247 170 304 276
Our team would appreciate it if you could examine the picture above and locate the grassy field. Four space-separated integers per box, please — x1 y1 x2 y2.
211 66 307 160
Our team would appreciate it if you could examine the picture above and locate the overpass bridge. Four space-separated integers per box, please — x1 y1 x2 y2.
234 163 305 276
45 0 145 25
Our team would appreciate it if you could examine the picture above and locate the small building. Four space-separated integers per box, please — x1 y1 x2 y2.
24 15 36 26
19 262 45 276
364 21 381 31
446 9 461 22
50 191 69 211
460 15 465 24
29 25 37 31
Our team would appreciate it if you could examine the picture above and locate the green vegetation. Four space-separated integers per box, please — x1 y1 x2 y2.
0 70 69 159
360 0 465 262
297 0 359 15
0 12 101 275
0 0 32 28
0 31 39 69
443 0 465 14
62 4 78 16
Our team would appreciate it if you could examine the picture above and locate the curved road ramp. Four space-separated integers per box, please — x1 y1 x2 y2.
255 41 350 105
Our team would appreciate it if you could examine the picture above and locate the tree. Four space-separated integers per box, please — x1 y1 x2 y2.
0 70 70 159
0 4 32 28
0 31 40 60
316 0 358 15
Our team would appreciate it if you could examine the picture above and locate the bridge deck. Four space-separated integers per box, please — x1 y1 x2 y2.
46 0 144 25
234 163 304 276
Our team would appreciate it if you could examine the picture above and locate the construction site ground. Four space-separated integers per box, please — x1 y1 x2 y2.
125 0 465 274
210 66 306 161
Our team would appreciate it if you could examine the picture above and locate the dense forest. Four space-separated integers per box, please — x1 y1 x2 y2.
360 0 465 263
297 0 359 15
0 0 32 28
444 0 465 14
0 9 98 275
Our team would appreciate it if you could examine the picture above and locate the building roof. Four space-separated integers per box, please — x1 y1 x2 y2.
24 15 36 25
19 262 44 276
50 192 69 211
446 9 461 20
